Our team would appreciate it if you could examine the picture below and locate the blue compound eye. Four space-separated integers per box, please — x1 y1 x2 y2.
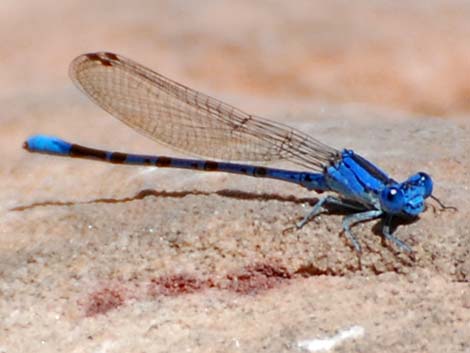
417 172 433 198
380 186 406 214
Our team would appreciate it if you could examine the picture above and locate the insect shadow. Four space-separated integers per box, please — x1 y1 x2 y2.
11 187 423 261
11 188 317 211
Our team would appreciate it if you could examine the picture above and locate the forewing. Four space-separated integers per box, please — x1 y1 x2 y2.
69 52 338 170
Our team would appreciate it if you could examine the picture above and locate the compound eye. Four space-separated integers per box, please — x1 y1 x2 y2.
417 172 433 198
380 186 406 214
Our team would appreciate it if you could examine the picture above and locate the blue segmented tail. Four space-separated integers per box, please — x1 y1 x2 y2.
24 134 328 192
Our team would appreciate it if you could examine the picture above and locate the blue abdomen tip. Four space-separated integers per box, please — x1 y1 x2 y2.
24 135 72 155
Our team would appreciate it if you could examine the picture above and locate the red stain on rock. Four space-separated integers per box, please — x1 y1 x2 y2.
148 274 208 297
222 263 292 294
84 287 126 317
84 263 292 316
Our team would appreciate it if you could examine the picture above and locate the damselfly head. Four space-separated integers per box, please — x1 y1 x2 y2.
379 172 433 217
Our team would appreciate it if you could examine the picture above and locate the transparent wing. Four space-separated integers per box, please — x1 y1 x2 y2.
69 52 338 170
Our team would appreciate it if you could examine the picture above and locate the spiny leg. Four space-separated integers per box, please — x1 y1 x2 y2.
342 210 383 253
382 216 412 253
296 195 364 229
